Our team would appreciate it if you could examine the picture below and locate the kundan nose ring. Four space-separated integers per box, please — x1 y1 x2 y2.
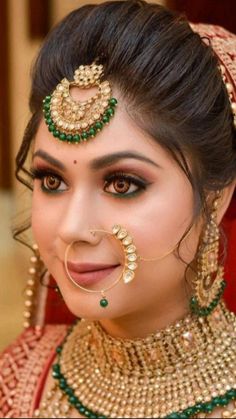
64 225 138 308
64 223 194 308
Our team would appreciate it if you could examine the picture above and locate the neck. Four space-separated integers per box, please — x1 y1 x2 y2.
99 292 190 339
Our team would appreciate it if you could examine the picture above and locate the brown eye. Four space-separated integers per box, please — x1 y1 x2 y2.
104 173 146 196
43 175 61 191
113 178 131 194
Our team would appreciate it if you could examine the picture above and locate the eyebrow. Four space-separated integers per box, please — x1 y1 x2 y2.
32 149 162 171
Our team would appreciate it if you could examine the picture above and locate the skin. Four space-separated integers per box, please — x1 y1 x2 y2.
31 88 235 340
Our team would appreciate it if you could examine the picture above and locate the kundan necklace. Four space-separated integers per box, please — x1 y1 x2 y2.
34 302 236 418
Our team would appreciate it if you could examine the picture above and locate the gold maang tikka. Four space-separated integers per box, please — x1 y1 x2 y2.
190 191 226 317
43 63 118 144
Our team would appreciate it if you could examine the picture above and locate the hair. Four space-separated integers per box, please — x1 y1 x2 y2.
14 0 236 271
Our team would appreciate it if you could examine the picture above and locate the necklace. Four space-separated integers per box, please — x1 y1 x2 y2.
34 302 236 418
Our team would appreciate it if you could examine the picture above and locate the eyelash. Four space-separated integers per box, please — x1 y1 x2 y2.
30 168 148 198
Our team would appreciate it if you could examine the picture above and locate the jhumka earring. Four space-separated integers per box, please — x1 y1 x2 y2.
190 192 226 317
43 63 118 144
23 244 44 328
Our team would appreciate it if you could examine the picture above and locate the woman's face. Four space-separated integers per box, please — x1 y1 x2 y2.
31 94 200 322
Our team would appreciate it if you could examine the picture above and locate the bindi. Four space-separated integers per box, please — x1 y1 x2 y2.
73 160 77 164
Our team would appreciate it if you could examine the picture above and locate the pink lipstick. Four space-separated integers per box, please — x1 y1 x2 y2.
65 262 120 287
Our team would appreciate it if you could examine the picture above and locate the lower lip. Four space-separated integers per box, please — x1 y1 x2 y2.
66 265 120 287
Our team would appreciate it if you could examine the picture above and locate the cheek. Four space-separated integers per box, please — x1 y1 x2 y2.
128 184 194 260
31 191 60 257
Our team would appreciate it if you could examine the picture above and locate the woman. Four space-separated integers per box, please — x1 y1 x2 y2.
0 1 236 417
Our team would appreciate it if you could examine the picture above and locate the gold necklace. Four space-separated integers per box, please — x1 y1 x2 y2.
34 302 236 418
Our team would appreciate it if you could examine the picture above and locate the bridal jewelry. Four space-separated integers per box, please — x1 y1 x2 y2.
64 224 193 308
43 63 118 143
34 302 236 418
190 192 226 317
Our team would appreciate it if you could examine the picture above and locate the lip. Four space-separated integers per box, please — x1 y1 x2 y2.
65 262 121 287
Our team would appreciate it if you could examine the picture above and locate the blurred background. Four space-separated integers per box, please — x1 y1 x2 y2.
0 0 235 352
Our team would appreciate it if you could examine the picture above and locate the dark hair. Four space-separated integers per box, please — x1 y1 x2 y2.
14 0 236 263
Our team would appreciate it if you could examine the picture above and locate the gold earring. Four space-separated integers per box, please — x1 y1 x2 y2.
190 192 226 317
23 244 44 328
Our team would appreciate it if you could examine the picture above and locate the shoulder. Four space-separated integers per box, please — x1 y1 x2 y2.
0 324 67 418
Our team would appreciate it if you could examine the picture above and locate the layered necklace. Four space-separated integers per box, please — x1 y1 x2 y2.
34 302 236 418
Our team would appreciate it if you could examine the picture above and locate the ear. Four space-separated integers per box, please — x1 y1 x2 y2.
217 181 236 224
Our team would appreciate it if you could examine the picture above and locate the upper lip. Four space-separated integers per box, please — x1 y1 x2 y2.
66 262 120 273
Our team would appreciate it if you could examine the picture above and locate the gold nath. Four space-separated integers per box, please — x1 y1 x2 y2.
43 63 118 144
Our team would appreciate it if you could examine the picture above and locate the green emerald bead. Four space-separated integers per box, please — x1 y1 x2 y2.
69 395 78 405
65 387 74 396
52 370 61 379
184 407 195 417
59 133 66 141
219 397 229 406
45 95 51 102
78 406 86 414
106 107 114 117
212 299 218 308
81 132 88 140
44 103 50 111
100 298 108 308
53 130 60 138
59 381 67 390
167 413 180 418
84 410 91 418
46 118 53 125
109 98 118 107
66 134 73 142
45 112 51 119
89 128 96 137
52 363 60 372
73 134 80 143
227 389 236 399
194 403 204 413
75 402 83 409
56 345 62 354
190 296 197 306
49 124 55 132
102 115 110 124
204 403 214 413
95 121 103 131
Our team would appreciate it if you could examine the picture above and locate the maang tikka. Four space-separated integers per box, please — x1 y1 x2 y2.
43 63 118 144
190 191 226 317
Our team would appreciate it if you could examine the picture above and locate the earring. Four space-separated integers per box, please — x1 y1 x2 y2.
190 192 226 317
23 244 44 328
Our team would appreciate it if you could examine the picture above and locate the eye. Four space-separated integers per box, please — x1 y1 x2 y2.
30 168 67 193
43 174 63 191
104 172 147 197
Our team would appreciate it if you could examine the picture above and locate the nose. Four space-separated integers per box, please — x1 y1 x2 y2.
58 190 101 246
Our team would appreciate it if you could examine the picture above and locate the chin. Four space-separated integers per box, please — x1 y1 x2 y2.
61 289 131 321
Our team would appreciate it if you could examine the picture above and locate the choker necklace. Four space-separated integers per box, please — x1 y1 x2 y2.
34 302 236 418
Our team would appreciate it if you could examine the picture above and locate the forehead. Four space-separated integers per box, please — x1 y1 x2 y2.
34 104 169 166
